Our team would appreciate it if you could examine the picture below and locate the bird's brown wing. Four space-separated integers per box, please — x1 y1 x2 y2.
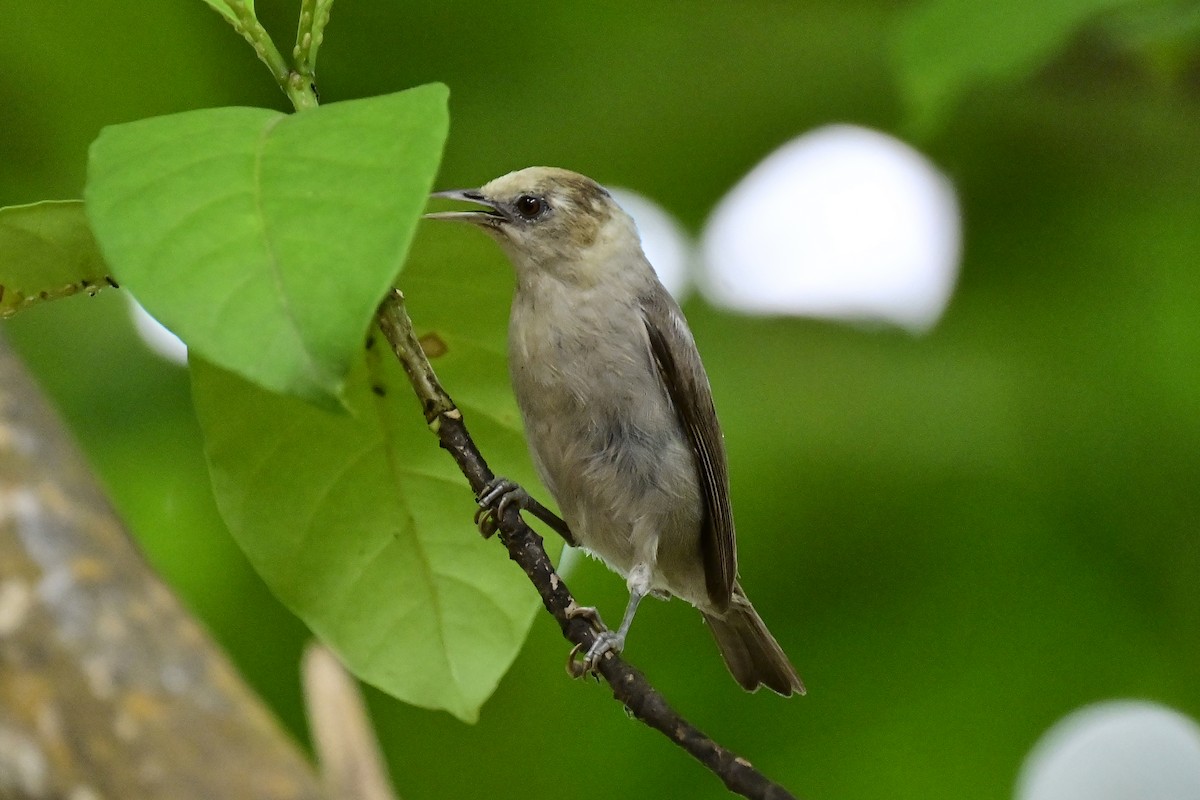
641 290 736 612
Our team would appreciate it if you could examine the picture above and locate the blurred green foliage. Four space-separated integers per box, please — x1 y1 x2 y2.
895 0 1140 132
1 2 1198 799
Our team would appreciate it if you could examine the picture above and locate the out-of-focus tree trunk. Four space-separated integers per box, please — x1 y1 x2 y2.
0 335 326 800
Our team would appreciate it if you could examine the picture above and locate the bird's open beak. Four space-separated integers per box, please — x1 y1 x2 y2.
424 189 507 225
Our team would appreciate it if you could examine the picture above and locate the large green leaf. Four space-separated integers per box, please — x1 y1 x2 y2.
0 201 111 318
85 84 449 407
894 0 1136 132
191 224 555 721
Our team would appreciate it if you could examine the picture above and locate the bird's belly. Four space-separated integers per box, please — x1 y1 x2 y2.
514 356 707 600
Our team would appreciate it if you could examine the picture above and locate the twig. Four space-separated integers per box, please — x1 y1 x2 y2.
376 289 798 800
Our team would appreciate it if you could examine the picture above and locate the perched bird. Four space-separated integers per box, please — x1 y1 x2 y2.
426 167 803 695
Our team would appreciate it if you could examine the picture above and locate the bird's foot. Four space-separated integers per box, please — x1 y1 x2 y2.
563 603 610 679
473 477 530 538
566 629 625 680
564 602 606 632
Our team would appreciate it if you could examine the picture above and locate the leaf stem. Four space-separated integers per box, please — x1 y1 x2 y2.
295 0 334 82
220 0 320 112
375 290 456 424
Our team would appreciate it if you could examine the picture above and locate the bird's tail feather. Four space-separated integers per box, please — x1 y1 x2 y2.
703 588 804 696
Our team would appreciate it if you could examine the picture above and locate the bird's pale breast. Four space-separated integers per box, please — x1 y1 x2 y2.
507 277 707 602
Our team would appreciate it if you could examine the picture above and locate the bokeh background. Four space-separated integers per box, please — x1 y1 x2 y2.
2 2 1199 798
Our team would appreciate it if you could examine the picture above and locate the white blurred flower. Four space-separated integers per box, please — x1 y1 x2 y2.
1017 701 1200 800
700 124 962 333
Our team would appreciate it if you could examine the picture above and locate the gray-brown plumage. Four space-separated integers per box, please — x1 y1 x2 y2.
427 167 803 695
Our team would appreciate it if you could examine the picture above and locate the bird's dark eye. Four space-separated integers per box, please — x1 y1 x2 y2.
515 194 545 220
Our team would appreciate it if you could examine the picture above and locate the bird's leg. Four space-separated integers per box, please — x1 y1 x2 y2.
568 564 651 678
473 476 576 544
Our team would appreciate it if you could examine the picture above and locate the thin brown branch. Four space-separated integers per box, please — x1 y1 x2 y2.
376 289 799 800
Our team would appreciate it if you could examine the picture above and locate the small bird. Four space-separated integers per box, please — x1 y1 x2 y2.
426 167 803 695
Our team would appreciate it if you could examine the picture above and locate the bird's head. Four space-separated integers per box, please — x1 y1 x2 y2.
426 167 644 287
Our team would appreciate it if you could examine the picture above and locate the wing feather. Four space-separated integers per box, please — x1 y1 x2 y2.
640 291 736 611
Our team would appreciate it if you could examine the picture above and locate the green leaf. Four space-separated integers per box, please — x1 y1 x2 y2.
0 201 112 318
85 84 449 407
191 223 555 721
894 0 1136 133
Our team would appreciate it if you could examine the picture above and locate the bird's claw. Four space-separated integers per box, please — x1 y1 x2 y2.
473 477 530 538
564 602 606 633
564 603 610 679
473 506 498 537
566 630 625 680
566 642 591 679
